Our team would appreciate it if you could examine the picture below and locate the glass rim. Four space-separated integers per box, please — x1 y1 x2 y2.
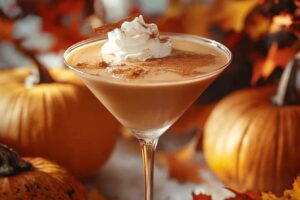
63 32 232 86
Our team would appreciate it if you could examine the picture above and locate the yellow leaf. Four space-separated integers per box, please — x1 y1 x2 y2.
86 188 108 200
262 176 300 200
251 42 295 84
213 0 259 32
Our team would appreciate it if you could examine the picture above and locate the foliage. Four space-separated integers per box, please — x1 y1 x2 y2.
193 175 300 200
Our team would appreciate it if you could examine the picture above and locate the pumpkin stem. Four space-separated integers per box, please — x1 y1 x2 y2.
272 54 300 106
11 39 54 86
0 144 32 177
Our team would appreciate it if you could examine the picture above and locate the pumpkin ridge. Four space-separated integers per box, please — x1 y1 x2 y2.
280 108 300 191
12 90 27 145
206 96 263 187
239 104 270 190
255 106 277 191
18 91 30 151
274 107 280 194
42 88 51 157
235 119 251 190
25 90 41 153
4 89 22 139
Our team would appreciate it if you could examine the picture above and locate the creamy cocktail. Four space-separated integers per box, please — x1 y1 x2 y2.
64 15 231 200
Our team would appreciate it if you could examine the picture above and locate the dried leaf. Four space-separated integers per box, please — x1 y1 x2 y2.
156 0 186 33
157 126 202 183
251 42 295 84
168 160 203 183
244 8 272 40
86 188 108 200
227 189 262 200
262 177 300 200
0 17 15 40
18 0 89 51
192 192 212 200
212 0 259 32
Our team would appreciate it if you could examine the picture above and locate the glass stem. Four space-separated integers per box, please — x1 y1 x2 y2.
139 138 158 200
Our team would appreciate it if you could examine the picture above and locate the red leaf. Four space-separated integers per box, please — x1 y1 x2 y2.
0 17 15 40
226 189 262 200
18 0 88 51
192 192 212 200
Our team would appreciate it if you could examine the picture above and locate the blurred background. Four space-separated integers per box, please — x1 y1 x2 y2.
1 0 299 100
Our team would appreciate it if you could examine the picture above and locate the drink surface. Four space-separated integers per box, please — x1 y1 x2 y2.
66 36 229 83
65 35 230 135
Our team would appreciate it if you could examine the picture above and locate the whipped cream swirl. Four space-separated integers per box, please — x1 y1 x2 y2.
101 15 172 64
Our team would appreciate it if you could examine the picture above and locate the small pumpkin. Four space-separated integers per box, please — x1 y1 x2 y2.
0 67 117 178
0 143 85 200
204 58 300 195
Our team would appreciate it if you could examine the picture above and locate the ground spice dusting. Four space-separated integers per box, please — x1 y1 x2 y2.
113 50 216 78
76 62 88 68
98 61 108 68
159 37 169 43
111 67 148 79
73 49 220 79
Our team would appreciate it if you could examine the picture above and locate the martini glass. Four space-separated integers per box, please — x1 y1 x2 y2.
64 33 231 200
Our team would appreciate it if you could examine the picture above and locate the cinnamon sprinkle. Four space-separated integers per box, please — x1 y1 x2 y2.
98 61 108 68
94 14 139 34
109 50 216 78
159 37 169 43
111 67 148 79
76 62 88 68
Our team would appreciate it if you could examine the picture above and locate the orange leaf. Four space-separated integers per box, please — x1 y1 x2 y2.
24 0 87 51
0 17 15 40
262 176 300 200
168 160 203 183
86 188 108 200
226 189 262 200
192 192 212 200
212 0 259 32
251 42 295 84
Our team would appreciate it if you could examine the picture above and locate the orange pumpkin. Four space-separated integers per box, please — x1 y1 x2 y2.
0 143 85 200
203 59 300 195
0 67 117 178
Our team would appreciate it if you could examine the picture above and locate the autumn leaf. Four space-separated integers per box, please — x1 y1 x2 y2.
212 0 259 32
192 190 261 200
156 0 186 33
86 188 108 200
227 189 262 200
262 176 300 200
192 176 300 200
244 8 272 40
192 192 212 200
161 146 204 184
17 0 90 51
0 17 15 40
168 160 203 183
156 125 203 183
251 42 295 84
